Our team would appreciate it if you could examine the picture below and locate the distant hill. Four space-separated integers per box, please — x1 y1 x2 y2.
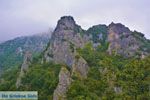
0 33 51 72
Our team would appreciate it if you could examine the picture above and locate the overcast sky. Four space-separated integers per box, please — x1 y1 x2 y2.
0 0 149 42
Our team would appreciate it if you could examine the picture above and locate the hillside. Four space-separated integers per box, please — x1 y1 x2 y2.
0 16 150 100
0 33 51 73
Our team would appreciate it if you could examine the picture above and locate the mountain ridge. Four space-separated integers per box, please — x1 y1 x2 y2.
42 16 150 99
0 16 150 100
0 32 51 74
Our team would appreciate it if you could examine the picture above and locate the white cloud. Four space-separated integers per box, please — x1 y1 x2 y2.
0 0 149 41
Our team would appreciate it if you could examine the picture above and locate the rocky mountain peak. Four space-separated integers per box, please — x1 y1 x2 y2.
108 22 131 35
44 16 89 77
51 16 82 41
107 22 147 57
54 16 76 32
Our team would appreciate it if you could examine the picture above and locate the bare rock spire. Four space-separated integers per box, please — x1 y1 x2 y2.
16 51 32 88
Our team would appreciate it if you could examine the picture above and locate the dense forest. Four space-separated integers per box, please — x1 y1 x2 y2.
0 43 149 100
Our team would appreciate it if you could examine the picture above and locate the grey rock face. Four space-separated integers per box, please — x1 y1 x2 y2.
44 16 89 68
44 16 90 99
53 67 72 100
108 22 141 57
16 51 32 88
72 56 89 78
108 22 131 35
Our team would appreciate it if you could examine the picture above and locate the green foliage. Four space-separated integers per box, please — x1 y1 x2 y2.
70 44 150 99
1 40 149 99
132 31 150 52
117 57 150 99
96 42 109 52
67 80 100 100
0 66 20 90
0 39 24 70
19 62 61 100
87 25 108 44
74 27 86 37
77 43 101 67
0 34 50 72
0 62 61 100
0 27 150 100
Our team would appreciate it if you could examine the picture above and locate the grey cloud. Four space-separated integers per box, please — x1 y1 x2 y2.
0 0 149 42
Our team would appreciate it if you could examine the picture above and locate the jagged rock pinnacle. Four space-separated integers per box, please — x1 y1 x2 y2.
54 16 76 31
108 22 130 34
51 16 81 40
44 16 89 76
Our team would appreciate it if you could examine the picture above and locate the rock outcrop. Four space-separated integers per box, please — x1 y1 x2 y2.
43 16 90 100
42 16 150 100
44 16 89 75
72 56 89 78
107 22 145 57
16 51 32 88
53 67 72 100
